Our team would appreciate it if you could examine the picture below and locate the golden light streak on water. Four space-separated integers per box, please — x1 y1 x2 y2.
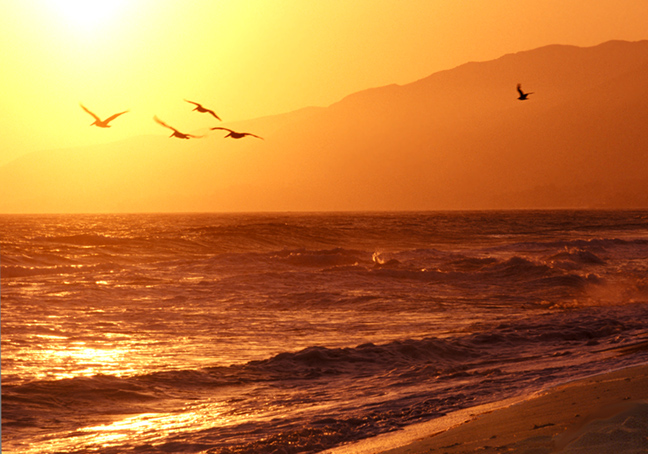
27 342 137 380
18 401 235 454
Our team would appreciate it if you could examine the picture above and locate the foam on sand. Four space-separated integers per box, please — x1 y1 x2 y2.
328 364 648 454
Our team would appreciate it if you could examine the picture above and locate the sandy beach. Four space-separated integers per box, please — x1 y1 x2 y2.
329 363 648 454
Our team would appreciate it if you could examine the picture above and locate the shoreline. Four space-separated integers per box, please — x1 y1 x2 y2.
326 363 648 454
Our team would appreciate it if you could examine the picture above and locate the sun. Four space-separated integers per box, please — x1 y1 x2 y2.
45 0 129 32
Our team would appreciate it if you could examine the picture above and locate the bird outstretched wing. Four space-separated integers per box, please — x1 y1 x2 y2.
80 104 101 121
154 116 177 132
105 110 129 123
516 84 524 96
206 110 221 121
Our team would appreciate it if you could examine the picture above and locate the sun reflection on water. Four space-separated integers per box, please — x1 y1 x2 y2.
20 401 234 454
28 341 137 380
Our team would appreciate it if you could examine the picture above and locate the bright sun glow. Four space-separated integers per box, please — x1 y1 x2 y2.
45 0 128 31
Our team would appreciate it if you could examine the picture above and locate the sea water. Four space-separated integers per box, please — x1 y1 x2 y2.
2 211 648 453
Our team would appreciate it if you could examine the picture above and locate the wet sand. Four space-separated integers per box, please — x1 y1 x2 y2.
329 363 648 454
379 364 648 454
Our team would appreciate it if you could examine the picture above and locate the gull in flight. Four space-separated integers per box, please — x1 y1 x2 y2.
516 84 533 100
185 100 221 121
80 104 129 128
211 127 263 140
154 116 203 139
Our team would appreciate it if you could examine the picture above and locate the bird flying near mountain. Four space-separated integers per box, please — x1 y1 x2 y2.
211 127 263 140
154 116 203 139
516 84 533 100
80 104 129 128
185 100 221 121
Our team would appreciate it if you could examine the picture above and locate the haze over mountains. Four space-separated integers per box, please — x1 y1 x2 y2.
2 39 648 213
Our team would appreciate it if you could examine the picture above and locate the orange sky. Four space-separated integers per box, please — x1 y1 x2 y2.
1 1 647 165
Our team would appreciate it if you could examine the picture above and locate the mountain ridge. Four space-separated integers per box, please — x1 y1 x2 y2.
2 39 648 213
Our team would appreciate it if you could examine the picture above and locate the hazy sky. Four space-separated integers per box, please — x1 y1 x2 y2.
2 0 647 164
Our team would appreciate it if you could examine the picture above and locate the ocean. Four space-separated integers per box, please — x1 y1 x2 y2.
2 210 648 453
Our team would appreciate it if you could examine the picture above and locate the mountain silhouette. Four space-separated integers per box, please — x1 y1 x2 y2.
2 40 647 213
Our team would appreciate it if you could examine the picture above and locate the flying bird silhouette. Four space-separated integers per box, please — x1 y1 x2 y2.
80 104 129 128
516 84 533 100
154 116 203 139
211 127 263 140
185 100 221 121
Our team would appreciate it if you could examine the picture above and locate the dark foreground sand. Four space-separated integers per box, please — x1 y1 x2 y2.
328 364 648 454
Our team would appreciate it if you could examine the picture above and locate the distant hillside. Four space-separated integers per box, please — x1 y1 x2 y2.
2 40 648 213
